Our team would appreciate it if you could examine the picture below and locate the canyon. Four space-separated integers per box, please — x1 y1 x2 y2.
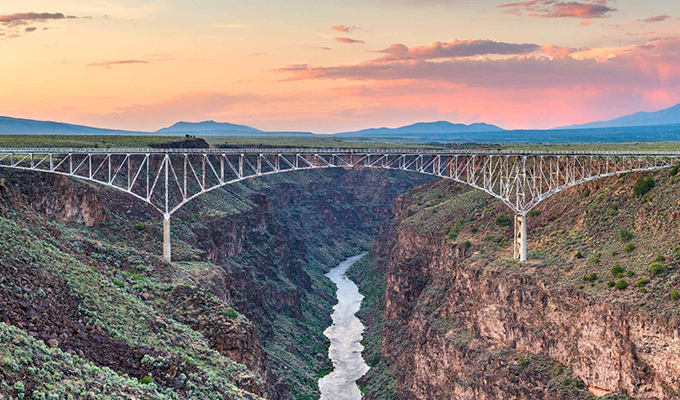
2 148 680 399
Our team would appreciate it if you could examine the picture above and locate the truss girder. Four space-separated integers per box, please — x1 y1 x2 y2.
0 149 678 217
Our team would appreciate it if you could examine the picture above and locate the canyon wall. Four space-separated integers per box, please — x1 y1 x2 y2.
0 166 429 399
351 171 680 400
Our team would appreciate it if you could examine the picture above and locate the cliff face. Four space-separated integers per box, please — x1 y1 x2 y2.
352 170 680 400
0 166 429 400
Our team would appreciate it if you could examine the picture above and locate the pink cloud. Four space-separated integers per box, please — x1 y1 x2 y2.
88 60 150 68
279 38 680 93
335 37 365 44
374 39 540 61
0 12 74 25
546 2 615 18
541 44 583 58
497 1 616 19
641 15 671 23
497 0 542 8
332 25 360 33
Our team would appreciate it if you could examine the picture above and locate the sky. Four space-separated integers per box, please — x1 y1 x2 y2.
1 0 680 133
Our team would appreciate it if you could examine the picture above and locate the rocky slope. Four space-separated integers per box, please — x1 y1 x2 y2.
349 169 680 400
0 162 429 399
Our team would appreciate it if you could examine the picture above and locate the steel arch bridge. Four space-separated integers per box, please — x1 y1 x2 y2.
1 147 679 262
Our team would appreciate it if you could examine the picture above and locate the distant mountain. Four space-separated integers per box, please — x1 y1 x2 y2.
561 103 680 129
0 116 143 135
336 121 505 139
156 121 262 135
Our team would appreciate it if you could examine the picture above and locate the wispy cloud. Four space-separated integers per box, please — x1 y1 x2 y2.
278 37 680 94
0 12 76 26
335 37 365 44
641 15 671 23
305 45 333 51
87 60 150 68
374 39 540 62
497 1 616 19
332 25 360 33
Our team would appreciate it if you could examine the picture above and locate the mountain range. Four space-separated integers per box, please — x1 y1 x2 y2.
156 120 263 135
1 102 680 142
0 116 143 135
560 103 680 129
336 121 504 138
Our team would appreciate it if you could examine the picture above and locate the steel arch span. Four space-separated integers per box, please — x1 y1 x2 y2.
1 147 679 262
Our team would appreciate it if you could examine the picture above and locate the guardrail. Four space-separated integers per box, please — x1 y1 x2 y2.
2 147 680 156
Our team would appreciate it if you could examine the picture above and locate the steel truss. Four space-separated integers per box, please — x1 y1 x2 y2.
1 148 679 261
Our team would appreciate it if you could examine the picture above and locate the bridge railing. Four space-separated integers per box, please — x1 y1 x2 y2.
2 147 680 157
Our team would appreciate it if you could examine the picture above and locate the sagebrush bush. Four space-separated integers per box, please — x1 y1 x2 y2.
495 214 513 228
611 264 624 278
615 279 628 290
633 177 655 197
671 289 680 301
650 263 665 276
619 229 634 241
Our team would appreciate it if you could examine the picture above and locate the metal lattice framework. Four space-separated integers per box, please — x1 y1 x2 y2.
1 147 679 261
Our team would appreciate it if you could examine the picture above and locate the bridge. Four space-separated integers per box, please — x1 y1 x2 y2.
1 147 679 262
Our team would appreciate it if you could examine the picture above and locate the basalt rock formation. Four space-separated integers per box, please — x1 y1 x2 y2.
350 170 680 400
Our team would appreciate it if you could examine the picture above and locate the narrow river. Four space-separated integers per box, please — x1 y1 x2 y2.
319 253 370 400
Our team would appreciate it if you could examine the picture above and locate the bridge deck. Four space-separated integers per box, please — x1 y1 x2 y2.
2 147 680 156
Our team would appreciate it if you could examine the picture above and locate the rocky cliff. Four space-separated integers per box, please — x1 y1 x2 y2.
350 170 680 400
0 164 429 399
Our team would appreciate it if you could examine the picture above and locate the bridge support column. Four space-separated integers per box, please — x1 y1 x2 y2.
513 214 527 262
163 214 171 263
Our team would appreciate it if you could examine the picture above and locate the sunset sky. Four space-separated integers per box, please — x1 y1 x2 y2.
1 0 680 133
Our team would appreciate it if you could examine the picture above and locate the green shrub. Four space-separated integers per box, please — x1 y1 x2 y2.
624 243 635 253
671 289 680 301
134 222 145 231
607 280 616 288
575 251 583 259
553 363 564 376
583 273 598 283
619 229 634 241
615 279 628 290
517 356 529 370
611 264 624 277
650 263 665 276
625 270 635 277
527 210 542 218
225 307 239 319
464 240 472 248
633 177 655 197
635 278 649 288
675 247 680 258
591 252 601 264
671 165 679 176
113 279 125 287
139 375 153 385
654 254 666 262
495 214 513 228
36 288 46 298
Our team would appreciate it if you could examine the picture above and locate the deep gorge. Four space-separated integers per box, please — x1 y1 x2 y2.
0 166 430 399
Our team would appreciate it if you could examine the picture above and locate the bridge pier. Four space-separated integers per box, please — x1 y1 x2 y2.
163 214 172 263
513 214 527 262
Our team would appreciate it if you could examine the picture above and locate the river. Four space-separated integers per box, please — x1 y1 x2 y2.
319 253 370 400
